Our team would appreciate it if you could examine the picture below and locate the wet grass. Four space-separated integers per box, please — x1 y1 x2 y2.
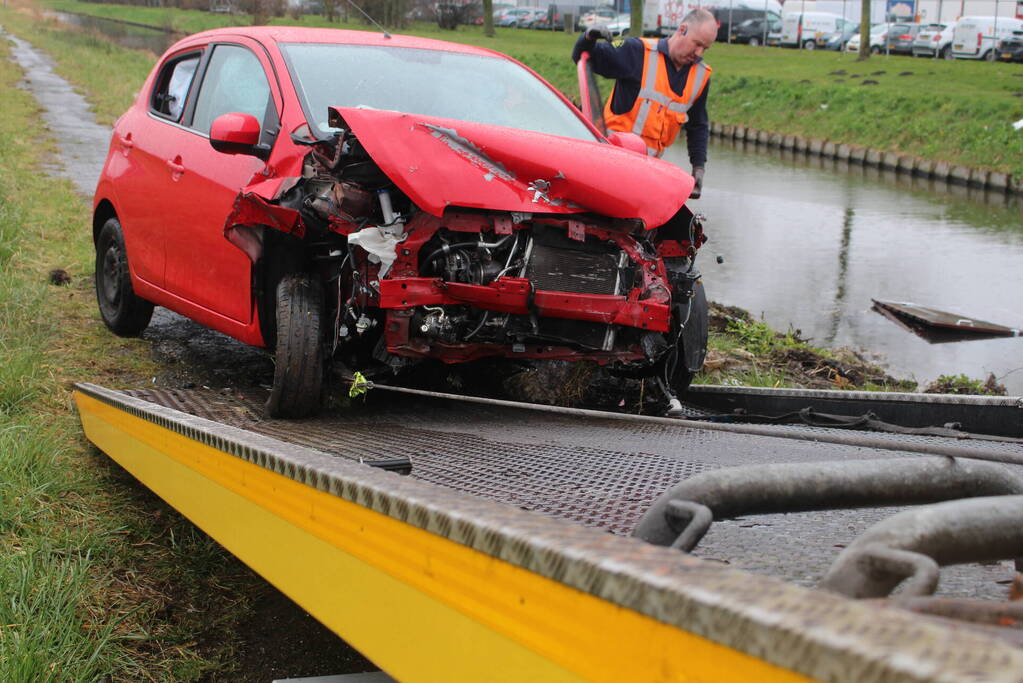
0 24 275 680
35 0 1023 175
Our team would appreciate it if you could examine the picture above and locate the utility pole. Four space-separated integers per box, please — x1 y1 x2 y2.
632 0 643 40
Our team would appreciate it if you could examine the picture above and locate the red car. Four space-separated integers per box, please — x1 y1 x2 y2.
93 26 706 417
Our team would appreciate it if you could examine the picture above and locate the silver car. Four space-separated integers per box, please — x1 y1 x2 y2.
912 21 956 59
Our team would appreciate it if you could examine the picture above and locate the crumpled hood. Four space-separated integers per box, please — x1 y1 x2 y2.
333 107 692 228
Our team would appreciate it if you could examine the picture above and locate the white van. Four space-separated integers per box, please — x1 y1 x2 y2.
952 16 1023 60
781 12 850 49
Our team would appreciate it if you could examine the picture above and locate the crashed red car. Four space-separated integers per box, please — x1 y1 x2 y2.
93 26 707 417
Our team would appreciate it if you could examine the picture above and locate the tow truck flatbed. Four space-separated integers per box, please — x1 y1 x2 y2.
74 382 1023 682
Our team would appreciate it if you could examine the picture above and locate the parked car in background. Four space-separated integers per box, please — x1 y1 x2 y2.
884 22 922 55
519 8 547 27
1000 30 1023 61
846 23 891 53
730 17 780 46
912 21 956 58
577 5 617 31
93 26 705 418
711 8 780 43
602 12 633 36
952 16 1023 60
781 12 851 49
496 7 535 27
533 4 565 30
823 23 858 50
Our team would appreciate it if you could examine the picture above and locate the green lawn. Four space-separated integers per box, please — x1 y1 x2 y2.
40 0 1023 175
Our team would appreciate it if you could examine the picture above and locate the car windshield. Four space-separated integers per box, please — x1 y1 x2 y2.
281 43 597 141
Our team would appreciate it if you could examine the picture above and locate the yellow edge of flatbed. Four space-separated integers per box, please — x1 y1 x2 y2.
73 385 1023 683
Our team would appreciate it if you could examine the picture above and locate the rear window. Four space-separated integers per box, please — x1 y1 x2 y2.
150 52 200 122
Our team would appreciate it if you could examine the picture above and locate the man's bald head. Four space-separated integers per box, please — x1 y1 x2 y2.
667 9 718 68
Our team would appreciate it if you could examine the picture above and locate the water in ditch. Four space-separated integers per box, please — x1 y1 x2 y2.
663 138 1023 394
48 10 180 54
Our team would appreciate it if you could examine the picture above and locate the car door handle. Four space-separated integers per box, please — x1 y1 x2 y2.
118 133 134 149
165 157 185 175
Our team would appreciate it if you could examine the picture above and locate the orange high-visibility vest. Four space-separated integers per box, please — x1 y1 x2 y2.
603 39 712 157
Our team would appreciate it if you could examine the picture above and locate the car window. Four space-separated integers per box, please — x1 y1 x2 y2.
280 43 597 142
191 44 271 135
151 53 200 122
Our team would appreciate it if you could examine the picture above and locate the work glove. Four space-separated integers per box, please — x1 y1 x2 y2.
585 25 612 43
690 166 705 200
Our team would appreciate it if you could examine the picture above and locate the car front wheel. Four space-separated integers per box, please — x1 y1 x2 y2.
95 217 154 337
666 279 708 394
265 274 326 418
870 45 881 54
803 39 816 50
748 36 761 46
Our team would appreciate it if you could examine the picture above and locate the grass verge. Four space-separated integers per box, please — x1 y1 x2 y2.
37 0 1023 176
0 20 293 680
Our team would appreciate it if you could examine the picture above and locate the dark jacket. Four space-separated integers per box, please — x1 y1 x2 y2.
572 34 710 168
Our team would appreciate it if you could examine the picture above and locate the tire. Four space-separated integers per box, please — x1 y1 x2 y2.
803 39 816 50
748 36 761 46
95 217 153 337
983 49 997 62
666 279 708 394
870 45 881 54
940 44 953 60
265 274 326 419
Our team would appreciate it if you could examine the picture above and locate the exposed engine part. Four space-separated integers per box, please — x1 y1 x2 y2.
422 234 514 285
820 495 1023 599
416 306 459 343
356 314 376 335
631 457 1023 550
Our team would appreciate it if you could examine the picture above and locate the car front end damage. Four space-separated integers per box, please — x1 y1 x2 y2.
227 106 706 415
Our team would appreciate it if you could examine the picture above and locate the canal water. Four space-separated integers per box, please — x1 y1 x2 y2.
663 139 1023 394
44 11 1023 394
48 11 180 54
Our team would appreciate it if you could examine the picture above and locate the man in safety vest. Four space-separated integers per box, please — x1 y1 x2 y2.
572 9 716 199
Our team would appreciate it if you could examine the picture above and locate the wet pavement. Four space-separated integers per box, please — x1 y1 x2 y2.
4 28 111 196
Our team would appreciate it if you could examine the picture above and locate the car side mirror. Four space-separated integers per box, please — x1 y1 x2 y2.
210 112 269 159
607 130 647 155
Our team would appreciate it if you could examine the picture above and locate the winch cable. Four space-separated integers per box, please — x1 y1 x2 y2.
728 407 1023 444
342 379 1023 467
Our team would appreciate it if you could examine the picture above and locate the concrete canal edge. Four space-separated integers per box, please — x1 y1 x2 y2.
710 123 1020 195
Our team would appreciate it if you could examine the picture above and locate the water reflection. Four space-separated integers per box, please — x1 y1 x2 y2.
48 11 179 54
661 138 1023 394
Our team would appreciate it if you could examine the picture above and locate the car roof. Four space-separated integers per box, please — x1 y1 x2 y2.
177 26 506 60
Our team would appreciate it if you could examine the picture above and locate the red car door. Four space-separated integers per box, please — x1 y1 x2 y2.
162 38 283 324
111 48 203 288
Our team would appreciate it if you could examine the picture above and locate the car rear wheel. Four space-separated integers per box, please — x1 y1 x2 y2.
984 49 997 62
803 39 816 50
748 36 761 46
940 44 953 59
870 45 881 54
266 274 326 419
95 217 154 337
